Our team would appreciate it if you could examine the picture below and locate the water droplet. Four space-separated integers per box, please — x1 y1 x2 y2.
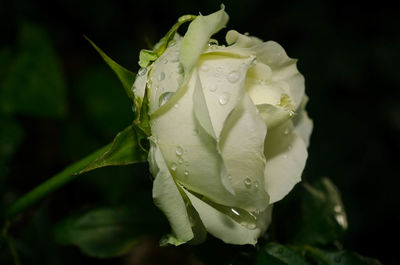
176 146 183 156
240 221 248 227
159 92 174 107
208 39 219 46
147 79 152 88
244 177 252 188
177 64 184 74
289 110 295 117
218 92 230 105
170 163 177 171
227 71 240 83
216 66 223 73
184 170 189 176
228 175 232 180
200 65 209 72
192 129 199 136
171 52 179 62
178 157 184 164
284 128 290 135
254 181 259 189
247 223 256 230
209 84 217 92
174 103 179 109
283 154 288 159
138 67 147 76
158 72 165 81
231 208 240 216
162 58 168 64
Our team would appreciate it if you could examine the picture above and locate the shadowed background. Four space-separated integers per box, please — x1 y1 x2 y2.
0 0 399 264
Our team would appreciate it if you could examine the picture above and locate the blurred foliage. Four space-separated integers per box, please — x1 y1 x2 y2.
0 22 67 118
270 178 347 246
0 0 398 264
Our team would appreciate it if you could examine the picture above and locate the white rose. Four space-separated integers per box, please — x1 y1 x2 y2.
133 6 312 246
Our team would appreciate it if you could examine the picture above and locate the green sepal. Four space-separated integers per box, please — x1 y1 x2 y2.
138 14 196 68
138 49 158 68
78 125 147 174
133 90 151 151
85 36 136 101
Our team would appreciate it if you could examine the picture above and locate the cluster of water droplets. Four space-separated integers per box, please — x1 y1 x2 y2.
243 176 260 190
199 63 244 107
169 145 191 179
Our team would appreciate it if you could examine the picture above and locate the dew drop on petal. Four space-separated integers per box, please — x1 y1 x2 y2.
170 163 177 171
244 177 252 188
192 129 199 136
159 92 174 107
208 39 219 46
162 58 168 64
231 208 240 217
138 67 147 76
254 180 259 189
176 146 183 156
200 65 209 72
184 170 189 176
283 154 288 159
227 71 240 83
174 103 179 109
158 72 165 81
247 223 256 230
284 127 290 135
178 157 184 164
209 84 217 92
218 92 230 105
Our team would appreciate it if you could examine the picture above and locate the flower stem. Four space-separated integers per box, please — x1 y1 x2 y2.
4 144 110 220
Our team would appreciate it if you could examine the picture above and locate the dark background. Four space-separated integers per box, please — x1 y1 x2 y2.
0 0 399 264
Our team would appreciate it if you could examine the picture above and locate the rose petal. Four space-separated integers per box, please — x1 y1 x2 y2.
150 73 239 207
197 54 255 139
219 94 269 211
183 189 273 245
252 41 305 108
149 139 194 245
263 121 308 203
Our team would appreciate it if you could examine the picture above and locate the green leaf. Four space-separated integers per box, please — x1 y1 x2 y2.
299 246 383 265
0 22 67 118
79 125 147 174
257 243 311 265
294 178 347 245
85 36 136 100
54 207 141 258
273 177 347 246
